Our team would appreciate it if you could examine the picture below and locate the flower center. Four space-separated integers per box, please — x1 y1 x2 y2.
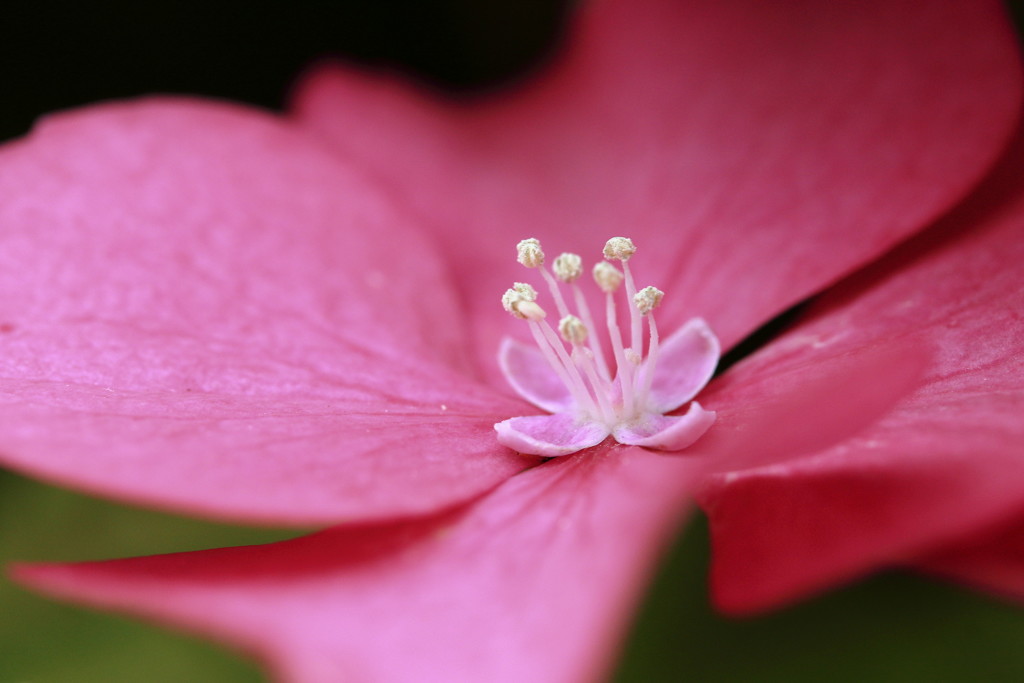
501 236 667 429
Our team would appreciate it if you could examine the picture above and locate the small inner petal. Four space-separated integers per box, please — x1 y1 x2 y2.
498 338 574 413
495 413 610 457
613 402 716 451
646 318 720 414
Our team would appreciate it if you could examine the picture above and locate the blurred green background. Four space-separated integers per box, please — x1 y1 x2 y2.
2 1 1024 681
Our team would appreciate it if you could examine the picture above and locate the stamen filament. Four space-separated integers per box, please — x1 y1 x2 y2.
622 260 642 357
536 319 602 419
639 312 661 407
572 283 611 382
526 320 584 407
572 346 616 425
605 291 635 417
540 267 571 320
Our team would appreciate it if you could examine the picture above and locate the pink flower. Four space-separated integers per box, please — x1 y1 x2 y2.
2 0 1023 680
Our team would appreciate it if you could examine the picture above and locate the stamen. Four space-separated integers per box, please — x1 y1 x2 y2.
537 319 602 418
603 238 642 356
560 316 616 425
525 320 585 408
558 315 588 346
516 238 545 268
519 238 571 319
639 313 660 407
553 253 582 282
592 261 624 293
503 238 672 424
516 300 546 322
501 284 543 320
504 279 600 419
570 278 611 381
634 286 665 406
553 251 609 381
593 261 635 416
602 237 636 262
622 262 642 358
512 282 538 300
498 236 719 456
539 267 571 319
634 286 664 316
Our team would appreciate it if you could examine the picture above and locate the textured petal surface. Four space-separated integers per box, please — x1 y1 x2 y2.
647 319 719 414
614 402 716 451
15 447 702 683
494 412 608 457
294 0 1022 377
497 337 573 412
697 131 1024 613
0 100 537 524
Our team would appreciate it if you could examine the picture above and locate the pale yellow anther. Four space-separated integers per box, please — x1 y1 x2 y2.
553 253 583 283
634 286 664 316
517 301 546 321
603 237 636 262
592 261 624 293
558 315 588 345
502 287 547 320
512 282 537 301
516 238 545 268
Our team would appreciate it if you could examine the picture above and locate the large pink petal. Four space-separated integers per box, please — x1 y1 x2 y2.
15 447 701 683
293 0 1022 376
696 130 1024 613
0 99 537 524
915 514 1024 602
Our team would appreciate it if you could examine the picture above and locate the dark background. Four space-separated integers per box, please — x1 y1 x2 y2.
2 1 1024 681
1 0 571 143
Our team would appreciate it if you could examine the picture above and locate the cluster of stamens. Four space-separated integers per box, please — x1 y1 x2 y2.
501 237 665 428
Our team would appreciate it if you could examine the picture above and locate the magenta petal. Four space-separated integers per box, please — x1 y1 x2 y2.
614 402 715 451
14 448 702 683
647 319 719 414
498 337 573 413
697 131 1024 613
495 413 608 457
294 0 1022 369
0 99 538 524
916 515 1024 603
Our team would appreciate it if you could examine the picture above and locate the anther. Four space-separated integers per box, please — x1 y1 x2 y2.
553 253 583 283
517 301 546 322
517 238 545 268
603 237 636 262
502 286 546 321
558 315 588 345
512 282 537 301
593 261 624 293
634 286 664 316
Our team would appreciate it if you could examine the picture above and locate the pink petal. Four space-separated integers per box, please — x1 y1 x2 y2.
614 402 716 451
497 337 573 413
647 318 719 414
0 99 538 524
293 0 1022 377
697 129 1024 613
913 514 1024 603
14 447 702 683
494 412 608 457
